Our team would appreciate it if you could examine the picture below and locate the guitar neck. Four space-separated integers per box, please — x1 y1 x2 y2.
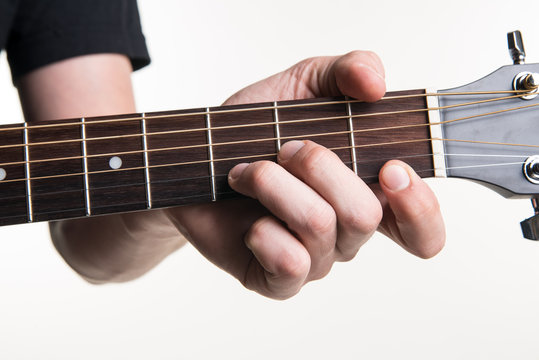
0 89 434 226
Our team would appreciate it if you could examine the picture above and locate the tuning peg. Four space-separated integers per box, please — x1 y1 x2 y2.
508 31 526 64
521 198 539 240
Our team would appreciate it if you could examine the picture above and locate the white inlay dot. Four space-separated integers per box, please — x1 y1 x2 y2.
109 156 123 170
0 168 5 181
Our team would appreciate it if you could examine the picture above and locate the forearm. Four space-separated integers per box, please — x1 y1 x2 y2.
50 211 185 283
17 54 186 282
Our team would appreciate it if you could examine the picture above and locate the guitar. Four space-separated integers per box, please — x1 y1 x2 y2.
0 31 538 239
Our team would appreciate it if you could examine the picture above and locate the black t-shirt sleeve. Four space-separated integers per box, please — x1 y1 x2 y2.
5 0 151 81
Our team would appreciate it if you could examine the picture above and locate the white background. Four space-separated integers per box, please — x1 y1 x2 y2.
1 0 539 359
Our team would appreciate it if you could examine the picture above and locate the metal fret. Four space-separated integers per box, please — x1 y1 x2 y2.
273 101 282 151
205 108 217 201
345 97 358 175
80 118 91 215
141 113 152 209
23 122 33 222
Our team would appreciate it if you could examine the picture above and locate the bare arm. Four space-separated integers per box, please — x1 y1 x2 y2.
17 54 187 282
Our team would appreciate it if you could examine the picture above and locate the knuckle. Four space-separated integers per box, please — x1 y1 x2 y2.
405 197 441 224
273 250 310 281
287 57 324 96
300 145 331 175
302 203 337 258
292 57 319 79
341 202 383 235
246 216 311 287
304 202 336 239
248 161 277 190
246 216 274 245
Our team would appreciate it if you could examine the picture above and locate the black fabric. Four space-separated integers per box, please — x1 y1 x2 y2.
0 0 150 81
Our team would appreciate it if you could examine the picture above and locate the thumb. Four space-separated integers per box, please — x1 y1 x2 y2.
378 160 445 259
223 50 386 105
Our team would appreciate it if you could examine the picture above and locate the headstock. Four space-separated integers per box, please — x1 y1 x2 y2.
436 31 539 239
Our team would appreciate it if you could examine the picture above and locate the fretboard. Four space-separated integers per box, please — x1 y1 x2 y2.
0 90 433 226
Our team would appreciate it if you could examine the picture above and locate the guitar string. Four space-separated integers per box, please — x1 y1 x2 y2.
0 91 532 151
0 136 537 185
0 191 227 221
0 92 537 168
0 90 536 153
0 151 529 203
1 89 537 220
0 90 536 155
0 89 534 134
0 156 530 206
0 191 242 221
4 137 537 219
1 94 538 184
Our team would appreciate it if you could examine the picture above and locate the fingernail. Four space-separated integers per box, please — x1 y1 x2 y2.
278 140 305 161
229 163 249 181
382 164 410 191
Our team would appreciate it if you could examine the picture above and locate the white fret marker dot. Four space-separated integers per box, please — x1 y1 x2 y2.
109 156 122 170
0 168 5 181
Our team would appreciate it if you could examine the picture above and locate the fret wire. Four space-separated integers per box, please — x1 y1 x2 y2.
1 136 537 186
0 89 533 134
1 151 529 203
23 122 33 222
0 91 537 188
0 91 530 152
2 191 228 220
0 98 362 133
206 108 217 202
5 153 529 202
141 113 152 209
0 155 530 207
0 126 378 167
2 95 538 171
0 172 219 203
0 167 471 220
345 96 358 175
0 171 224 203
81 118 91 216
273 101 282 152
8 151 521 203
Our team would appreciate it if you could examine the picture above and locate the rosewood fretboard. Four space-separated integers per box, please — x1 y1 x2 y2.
0 90 433 226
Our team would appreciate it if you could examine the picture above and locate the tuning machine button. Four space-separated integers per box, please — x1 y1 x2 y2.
508 30 526 64
520 157 539 240
521 198 539 240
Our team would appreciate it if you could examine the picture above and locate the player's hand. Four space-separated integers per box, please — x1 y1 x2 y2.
168 51 445 299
